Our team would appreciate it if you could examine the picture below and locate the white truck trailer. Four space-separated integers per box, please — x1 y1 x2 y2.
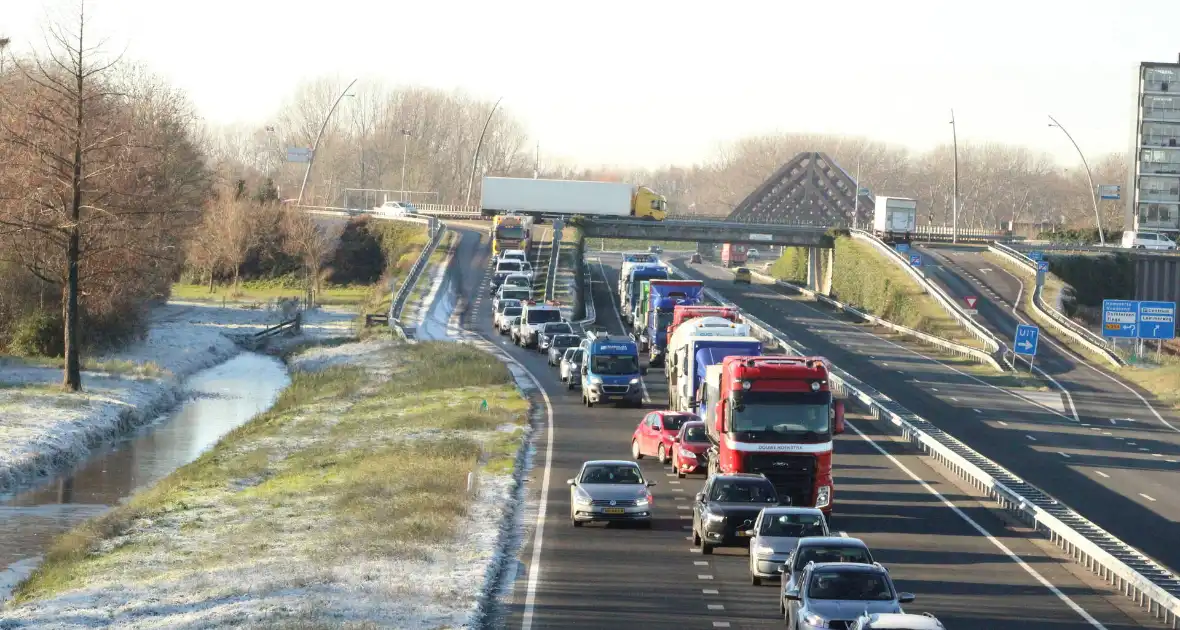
480 177 666 220
872 196 918 244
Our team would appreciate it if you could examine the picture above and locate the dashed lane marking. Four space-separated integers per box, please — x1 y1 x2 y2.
697 575 714 580
1141 494 1158 502
1026 435 1037 441
708 604 725 611
1095 471 1110 478
702 589 719 595
1059 452 1071 458
713 622 731 628
694 561 709 566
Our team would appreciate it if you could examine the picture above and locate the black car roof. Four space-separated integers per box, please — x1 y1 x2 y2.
808 562 885 574
797 536 869 548
711 473 771 481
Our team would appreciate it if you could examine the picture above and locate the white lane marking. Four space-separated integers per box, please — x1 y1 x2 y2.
1026 435 1037 441
741 269 1077 422
694 560 709 566
931 388 939 392
596 260 650 403
1141 493 1157 502
708 604 725 610
677 505 691 510
1095 471 1110 478
845 418 1109 630
669 480 681 484
702 589 719 595
974 408 982 414
1139 448 1150 452
998 421 1009 427
679 515 693 520
665 473 676 477
951 397 959 402
1059 452 1071 458
1153 453 1162 457
675 496 686 501
712 622 731 628
698 574 714 580
672 488 685 492
518 351 557 630
682 525 691 530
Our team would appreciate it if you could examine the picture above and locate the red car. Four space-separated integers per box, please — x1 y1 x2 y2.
670 420 710 478
631 411 699 464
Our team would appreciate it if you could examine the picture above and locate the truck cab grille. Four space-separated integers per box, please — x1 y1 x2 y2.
741 453 817 507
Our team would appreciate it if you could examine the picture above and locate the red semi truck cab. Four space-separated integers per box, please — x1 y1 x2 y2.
700 356 845 517
721 243 748 267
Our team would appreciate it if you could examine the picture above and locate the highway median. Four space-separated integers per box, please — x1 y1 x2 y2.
3 340 529 627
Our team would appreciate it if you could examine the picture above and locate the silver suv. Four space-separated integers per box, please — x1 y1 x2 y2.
784 562 915 630
850 612 945 630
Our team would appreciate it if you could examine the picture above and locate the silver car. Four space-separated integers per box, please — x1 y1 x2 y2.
784 562 914 630
850 612 945 630
567 460 655 528
746 507 829 586
560 348 585 390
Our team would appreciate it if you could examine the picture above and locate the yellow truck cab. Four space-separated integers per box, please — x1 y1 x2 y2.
633 186 668 221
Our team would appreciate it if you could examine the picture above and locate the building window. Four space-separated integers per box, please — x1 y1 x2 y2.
1144 67 1178 92
1140 148 1180 174
1144 95 1180 121
1140 176 1180 202
1143 122 1180 147
1138 203 1179 229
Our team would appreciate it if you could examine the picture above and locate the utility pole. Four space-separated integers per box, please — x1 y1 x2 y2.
1049 114 1106 246
297 78 358 206
400 129 411 201
853 158 861 230
950 109 959 244
465 96 503 207
534 141 540 179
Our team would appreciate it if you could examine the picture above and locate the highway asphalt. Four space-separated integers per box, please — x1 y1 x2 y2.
430 230 1152 629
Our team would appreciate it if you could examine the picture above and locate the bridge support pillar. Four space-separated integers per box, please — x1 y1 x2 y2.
806 247 834 295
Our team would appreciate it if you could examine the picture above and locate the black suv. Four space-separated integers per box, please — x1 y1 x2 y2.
692 473 783 554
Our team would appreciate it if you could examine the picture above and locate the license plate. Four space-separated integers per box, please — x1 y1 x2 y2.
604 508 625 514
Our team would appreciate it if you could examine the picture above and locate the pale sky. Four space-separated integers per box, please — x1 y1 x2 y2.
4 0 1178 169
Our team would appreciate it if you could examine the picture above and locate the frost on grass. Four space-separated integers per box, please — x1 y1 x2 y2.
1 340 528 629
0 302 355 495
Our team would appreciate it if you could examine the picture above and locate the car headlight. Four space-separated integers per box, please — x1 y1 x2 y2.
629 378 640 385
815 485 831 509
755 545 777 558
573 491 592 507
636 496 650 507
802 613 829 627
589 376 603 384
678 449 697 460
706 512 725 522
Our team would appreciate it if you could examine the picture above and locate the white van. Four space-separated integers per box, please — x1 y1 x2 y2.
1121 230 1178 250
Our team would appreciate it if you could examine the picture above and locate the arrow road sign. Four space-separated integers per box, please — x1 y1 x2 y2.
1137 301 1176 340
910 254 922 267
1037 260 1050 273
1015 324 1040 356
1102 300 1139 339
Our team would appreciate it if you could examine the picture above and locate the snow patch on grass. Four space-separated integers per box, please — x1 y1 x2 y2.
1 340 528 629
0 302 355 495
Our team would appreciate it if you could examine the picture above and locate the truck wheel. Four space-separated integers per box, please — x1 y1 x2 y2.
572 519 583 528
657 444 668 464
701 543 714 555
586 397 594 408
677 468 685 479
567 381 575 391
631 440 643 460
693 528 701 546
751 573 761 586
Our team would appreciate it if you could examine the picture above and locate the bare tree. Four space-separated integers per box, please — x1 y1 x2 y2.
280 209 340 305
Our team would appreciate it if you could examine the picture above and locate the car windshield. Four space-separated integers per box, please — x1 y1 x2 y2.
760 513 826 537
580 464 643 484
794 546 873 569
564 348 584 362
503 289 530 300
497 300 521 312
661 414 692 431
708 479 777 503
591 354 638 375
552 335 580 349
655 310 675 329
682 424 708 443
497 261 522 272
807 571 893 601
503 307 522 317
497 228 526 239
526 309 562 324
628 254 656 262
732 391 831 437
505 277 530 287
543 323 573 335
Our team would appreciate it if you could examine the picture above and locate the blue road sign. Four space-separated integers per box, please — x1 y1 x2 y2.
1137 301 1176 340
909 254 922 267
1028 251 1044 262
1014 324 1040 356
1037 260 1050 272
1101 299 1139 339
896 243 911 253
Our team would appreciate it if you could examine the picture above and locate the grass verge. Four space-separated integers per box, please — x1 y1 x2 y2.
170 280 370 306
0 355 166 378
10 340 528 608
984 251 1180 410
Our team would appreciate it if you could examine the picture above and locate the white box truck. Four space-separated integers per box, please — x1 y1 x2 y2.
480 177 667 220
872 196 918 244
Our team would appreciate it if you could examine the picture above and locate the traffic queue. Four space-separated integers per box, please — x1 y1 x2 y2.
489 251 946 629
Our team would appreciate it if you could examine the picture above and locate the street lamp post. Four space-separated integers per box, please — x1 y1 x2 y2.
400 129 411 202
950 109 960 244
465 96 503 207
1048 114 1106 246
296 77 358 206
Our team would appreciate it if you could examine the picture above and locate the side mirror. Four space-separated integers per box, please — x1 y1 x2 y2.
695 492 706 502
833 400 845 435
640 367 648 376
784 588 801 601
646 480 657 487
777 564 788 573
672 436 680 443
566 479 576 486
581 366 589 375
741 528 756 537
898 593 915 604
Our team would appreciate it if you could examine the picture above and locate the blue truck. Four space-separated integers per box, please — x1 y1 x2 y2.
620 264 669 326
638 280 705 367
579 332 646 408
668 335 763 414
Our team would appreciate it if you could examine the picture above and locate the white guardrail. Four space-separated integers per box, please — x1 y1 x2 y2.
849 229 1006 357
748 269 1004 371
988 243 1126 369
388 216 447 331
647 269 1180 627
